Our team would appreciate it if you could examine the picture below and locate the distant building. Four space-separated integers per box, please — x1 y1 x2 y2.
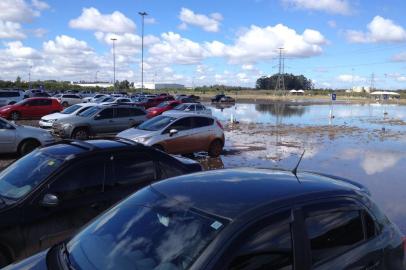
71 82 113 88
155 83 185 90
348 86 372 93
133 82 156 89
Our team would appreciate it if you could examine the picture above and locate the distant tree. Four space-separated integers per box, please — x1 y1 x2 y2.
256 73 313 90
119 80 130 89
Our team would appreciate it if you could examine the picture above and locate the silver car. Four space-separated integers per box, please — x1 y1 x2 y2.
39 103 96 128
0 117 55 155
162 103 212 116
117 114 225 157
52 104 147 139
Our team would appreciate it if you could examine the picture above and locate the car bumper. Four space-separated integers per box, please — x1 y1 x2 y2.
39 120 54 128
51 127 70 138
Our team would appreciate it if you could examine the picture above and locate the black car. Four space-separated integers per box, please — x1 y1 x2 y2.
0 138 201 267
211 94 225 102
7 168 405 270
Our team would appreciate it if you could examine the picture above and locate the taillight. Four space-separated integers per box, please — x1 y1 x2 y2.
216 120 223 130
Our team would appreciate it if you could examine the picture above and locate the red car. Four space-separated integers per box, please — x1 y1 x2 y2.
136 95 175 109
146 100 182 118
0 97 63 120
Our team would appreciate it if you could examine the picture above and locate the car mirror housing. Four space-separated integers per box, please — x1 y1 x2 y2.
169 129 178 137
40 193 59 207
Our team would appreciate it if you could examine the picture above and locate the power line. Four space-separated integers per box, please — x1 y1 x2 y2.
275 48 285 91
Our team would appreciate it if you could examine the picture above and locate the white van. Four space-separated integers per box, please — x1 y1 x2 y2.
0 90 25 107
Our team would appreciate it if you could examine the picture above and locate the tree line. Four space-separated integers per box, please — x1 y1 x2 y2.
256 73 314 90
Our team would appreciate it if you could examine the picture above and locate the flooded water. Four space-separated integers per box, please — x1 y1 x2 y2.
201 102 406 233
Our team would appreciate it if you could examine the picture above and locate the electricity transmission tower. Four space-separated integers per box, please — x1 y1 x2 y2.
275 48 285 92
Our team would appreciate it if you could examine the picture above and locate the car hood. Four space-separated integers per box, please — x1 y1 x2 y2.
2 250 48 270
0 105 13 111
15 124 52 136
117 127 158 139
41 112 65 120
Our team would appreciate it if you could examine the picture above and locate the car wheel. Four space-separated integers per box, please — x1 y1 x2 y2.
153 144 165 152
19 139 40 156
72 128 89 140
208 139 223 157
62 101 69 107
10 111 20 121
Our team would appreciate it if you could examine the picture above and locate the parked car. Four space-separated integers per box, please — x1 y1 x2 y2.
0 138 202 267
178 96 200 103
211 94 226 102
52 104 147 139
0 98 63 120
0 117 55 155
135 96 175 109
9 168 405 270
94 96 115 104
220 96 236 103
163 103 212 116
117 114 224 157
79 91 95 98
56 94 83 107
31 92 51 98
0 90 25 107
39 103 96 129
82 94 108 103
100 97 133 105
146 100 181 118
25 89 44 98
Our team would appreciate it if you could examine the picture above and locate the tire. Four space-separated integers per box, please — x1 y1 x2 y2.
0 250 10 268
19 139 40 156
10 111 20 121
208 139 223 157
153 144 165 152
62 101 69 107
72 128 89 140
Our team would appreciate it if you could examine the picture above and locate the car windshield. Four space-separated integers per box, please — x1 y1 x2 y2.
138 115 176 131
157 101 170 108
0 150 63 200
78 106 100 117
174 104 189 111
61 104 82 114
67 200 226 270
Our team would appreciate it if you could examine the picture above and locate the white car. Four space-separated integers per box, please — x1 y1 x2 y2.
163 103 212 116
39 103 96 129
0 117 55 155
117 114 225 157
100 97 133 105
83 94 109 103
57 94 83 107
0 90 25 107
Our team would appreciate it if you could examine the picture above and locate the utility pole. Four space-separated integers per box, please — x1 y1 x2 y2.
275 48 285 92
95 70 99 83
28 65 32 90
139 11 148 92
110 38 117 89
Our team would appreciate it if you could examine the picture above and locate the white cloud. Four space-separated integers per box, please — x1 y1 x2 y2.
0 0 41 22
31 0 49 10
69 7 136 33
206 24 327 64
4 41 41 59
346 16 406 43
178 8 223 32
242 64 254 70
145 17 157 24
43 35 92 55
0 21 26 39
392 51 406 62
337 74 365 83
328 20 337 28
282 0 352 15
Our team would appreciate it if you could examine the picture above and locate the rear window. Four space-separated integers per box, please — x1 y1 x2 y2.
193 117 214 128
0 91 20 97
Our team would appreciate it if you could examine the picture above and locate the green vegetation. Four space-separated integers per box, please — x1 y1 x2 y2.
256 73 313 90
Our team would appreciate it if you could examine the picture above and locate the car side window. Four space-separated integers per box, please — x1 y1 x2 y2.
196 104 204 110
129 108 146 116
97 108 114 120
305 210 364 265
167 117 193 132
39 99 52 106
112 153 156 186
116 108 130 118
158 161 184 179
363 211 377 239
193 117 214 128
0 120 7 129
48 158 105 201
227 212 293 270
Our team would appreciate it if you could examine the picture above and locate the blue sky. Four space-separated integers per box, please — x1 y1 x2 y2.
1 0 406 89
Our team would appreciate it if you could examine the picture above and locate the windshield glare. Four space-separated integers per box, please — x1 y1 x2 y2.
174 104 188 111
138 116 176 131
78 106 100 117
61 104 82 114
0 150 63 200
67 201 225 270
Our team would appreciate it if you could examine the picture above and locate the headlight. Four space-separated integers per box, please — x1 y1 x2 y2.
62 123 72 130
134 137 150 143
1 108 10 111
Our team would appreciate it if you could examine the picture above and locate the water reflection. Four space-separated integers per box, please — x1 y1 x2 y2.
255 103 306 117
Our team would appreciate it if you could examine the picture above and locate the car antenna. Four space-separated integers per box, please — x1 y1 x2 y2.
292 150 305 183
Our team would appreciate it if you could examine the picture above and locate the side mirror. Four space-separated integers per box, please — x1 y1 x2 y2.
5 124 14 130
40 193 59 207
169 129 178 137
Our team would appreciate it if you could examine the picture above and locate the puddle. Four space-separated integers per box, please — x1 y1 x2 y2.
200 102 406 233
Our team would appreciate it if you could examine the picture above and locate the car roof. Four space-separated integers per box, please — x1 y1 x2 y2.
151 168 367 220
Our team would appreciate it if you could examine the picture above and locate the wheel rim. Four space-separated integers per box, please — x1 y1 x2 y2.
74 130 88 140
11 112 19 120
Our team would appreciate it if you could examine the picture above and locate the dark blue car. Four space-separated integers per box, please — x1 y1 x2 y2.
5 168 405 270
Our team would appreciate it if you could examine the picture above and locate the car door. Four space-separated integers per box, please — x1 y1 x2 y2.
92 108 116 134
0 119 16 153
114 108 132 131
161 117 195 154
189 116 215 152
128 107 146 127
104 151 157 205
21 156 109 257
38 99 53 116
214 210 296 270
301 199 385 270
